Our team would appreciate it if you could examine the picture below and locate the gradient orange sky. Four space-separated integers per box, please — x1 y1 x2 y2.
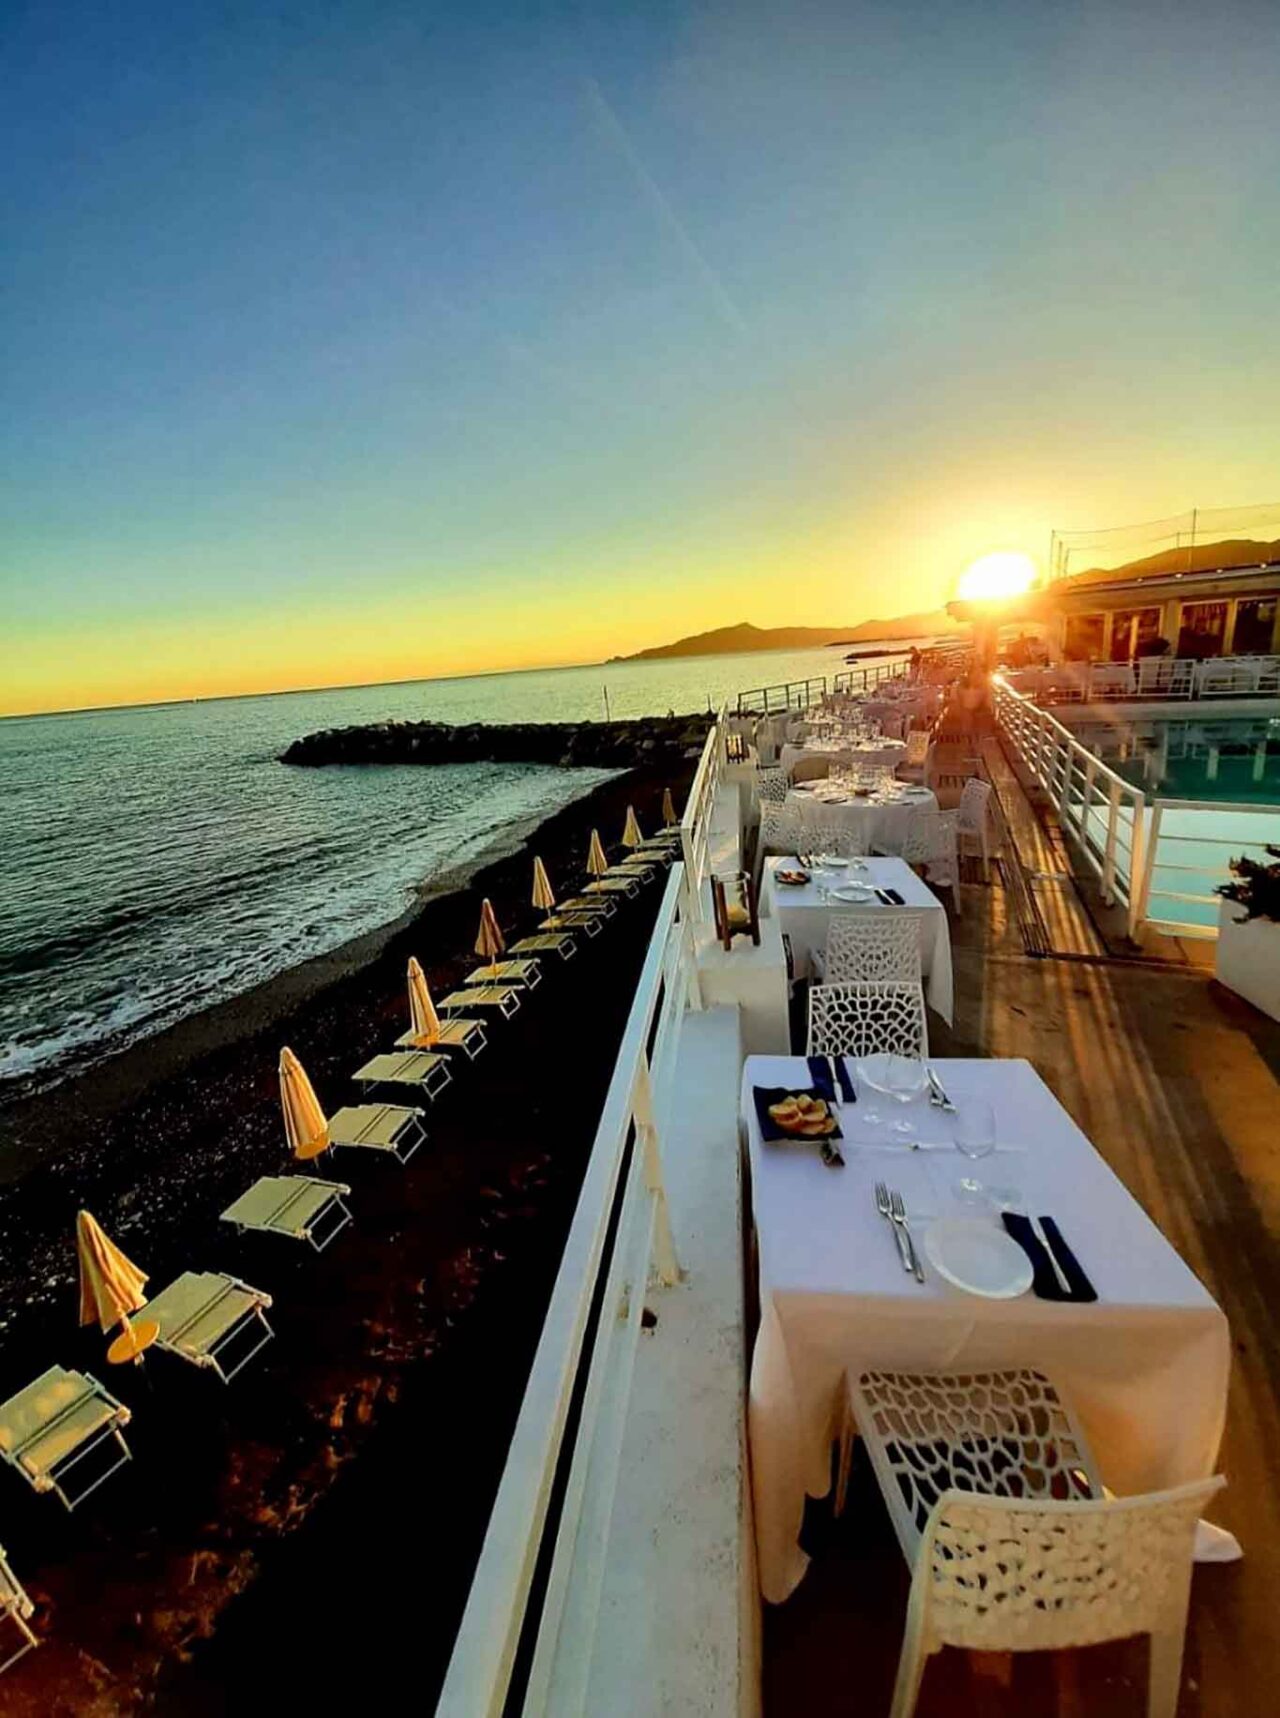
5 1 1278 718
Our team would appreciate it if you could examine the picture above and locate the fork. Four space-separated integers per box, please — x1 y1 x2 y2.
890 1189 926 1283
875 1181 912 1273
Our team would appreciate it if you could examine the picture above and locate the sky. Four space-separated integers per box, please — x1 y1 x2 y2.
3 0 1279 715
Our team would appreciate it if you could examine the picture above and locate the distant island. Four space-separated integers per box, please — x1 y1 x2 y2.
608 611 966 664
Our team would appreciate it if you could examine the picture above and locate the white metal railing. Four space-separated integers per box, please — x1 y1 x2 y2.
1004 654 1280 705
437 866 701 1716
993 675 1148 936
734 675 827 714
679 704 727 921
1133 799 1280 937
830 657 908 695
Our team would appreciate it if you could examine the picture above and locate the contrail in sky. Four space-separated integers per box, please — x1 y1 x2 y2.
583 76 749 340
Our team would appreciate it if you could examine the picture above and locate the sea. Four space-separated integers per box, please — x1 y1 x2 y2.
0 643 909 1094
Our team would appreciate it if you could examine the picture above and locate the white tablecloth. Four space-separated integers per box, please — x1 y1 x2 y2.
742 1055 1229 1603
785 785 936 852
760 856 954 1023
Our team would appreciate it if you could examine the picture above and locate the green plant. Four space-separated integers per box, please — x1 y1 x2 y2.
1217 846 1280 924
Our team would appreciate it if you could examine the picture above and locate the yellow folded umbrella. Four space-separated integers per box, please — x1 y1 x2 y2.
280 1046 330 1161
532 856 556 913
475 897 505 976
407 957 441 1046
77 1210 159 1363
622 806 643 848
662 787 677 827
587 829 609 876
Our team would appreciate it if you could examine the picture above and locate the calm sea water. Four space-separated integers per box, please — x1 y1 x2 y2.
0 644 894 1092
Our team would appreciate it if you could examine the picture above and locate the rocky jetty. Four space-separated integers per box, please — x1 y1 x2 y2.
279 713 713 770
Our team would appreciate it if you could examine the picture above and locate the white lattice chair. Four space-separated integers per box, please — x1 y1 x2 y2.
956 777 995 880
807 980 928 1058
759 803 803 858
755 766 789 806
796 801 850 852
896 728 931 783
900 808 962 914
813 911 924 986
889 1478 1223 1718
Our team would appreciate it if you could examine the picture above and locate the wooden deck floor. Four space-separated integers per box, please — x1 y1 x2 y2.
764 765 1280 1717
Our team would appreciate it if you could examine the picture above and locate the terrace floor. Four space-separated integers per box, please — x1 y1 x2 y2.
764 744 1280 1716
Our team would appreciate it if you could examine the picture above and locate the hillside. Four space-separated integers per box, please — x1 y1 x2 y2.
1072 538 1280 586
609 610 964 663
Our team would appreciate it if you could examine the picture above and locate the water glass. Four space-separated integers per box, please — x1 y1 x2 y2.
952 1098 996 1202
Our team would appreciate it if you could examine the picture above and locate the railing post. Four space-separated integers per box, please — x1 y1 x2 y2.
1101 778 1120 902
1131 799 1155 938
632 1060 680 1286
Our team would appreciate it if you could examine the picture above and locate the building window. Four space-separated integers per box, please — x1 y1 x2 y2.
1232 597 1277 655
1108 607 1162 661
1177 601 1228 659
1063 613 1105 660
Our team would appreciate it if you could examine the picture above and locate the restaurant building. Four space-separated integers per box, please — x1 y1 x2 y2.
1047 559 1280 663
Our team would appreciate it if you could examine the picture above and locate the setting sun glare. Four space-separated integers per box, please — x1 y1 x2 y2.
956 551 1038 603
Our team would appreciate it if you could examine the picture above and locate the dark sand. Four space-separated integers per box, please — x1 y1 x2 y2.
0 764 690 1715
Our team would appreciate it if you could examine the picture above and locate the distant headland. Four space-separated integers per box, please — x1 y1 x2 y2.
607 612 965 663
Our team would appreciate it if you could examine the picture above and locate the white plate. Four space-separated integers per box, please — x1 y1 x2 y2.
813 853 848 868
831 883 874 902
924 1217 1034 1299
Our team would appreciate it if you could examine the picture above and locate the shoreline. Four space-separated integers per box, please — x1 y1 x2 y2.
0 772 623 1183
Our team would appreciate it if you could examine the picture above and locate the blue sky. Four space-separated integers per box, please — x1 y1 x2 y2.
3 0 1278 711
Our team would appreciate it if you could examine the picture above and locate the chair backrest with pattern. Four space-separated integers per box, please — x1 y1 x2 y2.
756 767 789 805
904 729 930 766
807 979 928 1058
917 1478 1223 1656
791 754 831 784
957 777 992 835
759 803 803 857
824 913 924 984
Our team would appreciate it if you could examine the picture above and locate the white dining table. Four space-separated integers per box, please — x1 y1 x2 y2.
741 1055 1230 1603
760 855 954 1023
785 783 937 853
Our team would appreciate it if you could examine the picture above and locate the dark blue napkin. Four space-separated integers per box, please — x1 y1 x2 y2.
807 1055 856 1103
1002 1214 1097 1302
752 1086 844 1142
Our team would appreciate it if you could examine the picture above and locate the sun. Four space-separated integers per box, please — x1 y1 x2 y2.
957 550 1038 602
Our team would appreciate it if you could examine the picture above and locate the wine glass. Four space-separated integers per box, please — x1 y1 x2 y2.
952 1099 996 1202
858 1053 928 1133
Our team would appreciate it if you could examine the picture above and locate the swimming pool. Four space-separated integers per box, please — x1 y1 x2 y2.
1069 712 1280 805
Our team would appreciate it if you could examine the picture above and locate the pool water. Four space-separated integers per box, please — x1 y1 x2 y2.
1072 714 1280 805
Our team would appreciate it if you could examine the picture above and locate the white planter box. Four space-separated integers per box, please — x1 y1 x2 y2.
1215 899 1280 1022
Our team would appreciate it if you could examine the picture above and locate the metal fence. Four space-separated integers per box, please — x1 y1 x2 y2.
1004 655 1280 704
679 706 728 923
994 674 1280 939
992 675 1147 936
734 675 827 714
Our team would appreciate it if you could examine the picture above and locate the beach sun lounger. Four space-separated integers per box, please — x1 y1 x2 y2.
395 1017 488 1058
328 1102 427 1162
0 1545 37 1674
464 957 541 990
561 894 617 918
540 911 603 938
0 1367 132 1511
438 985 522 1020
353 1049 452 1102
510 932 576 962
222 1174 353 1250
141 1271 274 1384
584 873 641 898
